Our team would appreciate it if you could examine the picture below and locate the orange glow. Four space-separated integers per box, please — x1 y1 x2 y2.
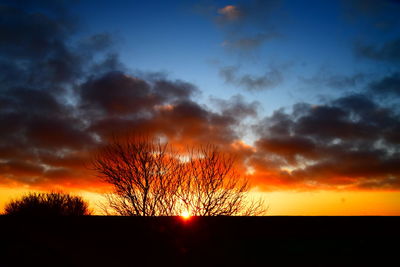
260 190 400 215
181 210 191 220
1 186 400 215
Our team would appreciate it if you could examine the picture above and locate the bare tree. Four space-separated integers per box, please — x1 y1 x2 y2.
4 192 91 216
93 136 184 216
178 145 265 216
93 137 265 216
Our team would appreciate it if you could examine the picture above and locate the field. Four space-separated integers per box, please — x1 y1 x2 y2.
1 216 398 266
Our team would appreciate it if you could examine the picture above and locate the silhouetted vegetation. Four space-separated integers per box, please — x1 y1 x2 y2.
93 136 265 216
4 192 91 216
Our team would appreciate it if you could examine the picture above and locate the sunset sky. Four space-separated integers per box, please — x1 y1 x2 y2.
1 0 399 215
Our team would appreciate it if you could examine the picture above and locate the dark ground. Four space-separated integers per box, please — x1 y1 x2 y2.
1 216 398 266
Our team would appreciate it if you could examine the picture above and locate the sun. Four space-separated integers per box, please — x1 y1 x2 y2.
181 210 191 220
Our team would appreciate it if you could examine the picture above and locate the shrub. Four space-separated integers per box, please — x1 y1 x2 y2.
4 192 91 216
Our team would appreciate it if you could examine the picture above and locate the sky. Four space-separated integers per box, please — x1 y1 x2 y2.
0 0 400 215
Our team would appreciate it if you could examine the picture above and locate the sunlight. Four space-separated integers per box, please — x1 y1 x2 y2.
181 210 191 220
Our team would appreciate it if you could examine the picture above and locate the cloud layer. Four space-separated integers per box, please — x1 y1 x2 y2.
252 94 400 190
0 2 260 190
0 1 399 192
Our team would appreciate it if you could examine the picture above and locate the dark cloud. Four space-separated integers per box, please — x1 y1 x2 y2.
0 2 82 88
154 100 240 145
78 33 114 52
0 1 255 189
355 38 400 64
79 71 199 116
152 79 198 102
26 117 94 150
2 0 399 194
341 0 400 64
0 160 44 177
256 136 316 164
368 72 400 97
301 71 366 90
0 3 75 59
79 72 155 116
211 95 259 119
87 96 251 149
357 176 400 190
219 65 282 91
342 0 400 30
252 94 400 189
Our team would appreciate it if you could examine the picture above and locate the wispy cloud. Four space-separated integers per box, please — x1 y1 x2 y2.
355 38 400 64
214 0 282 50
218 5 242 22
300 70 367 90
219 65 283 91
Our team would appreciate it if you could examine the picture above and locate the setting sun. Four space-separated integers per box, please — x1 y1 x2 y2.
181 211 191 220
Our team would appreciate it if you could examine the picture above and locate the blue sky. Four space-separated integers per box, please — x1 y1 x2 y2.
72 0 399 118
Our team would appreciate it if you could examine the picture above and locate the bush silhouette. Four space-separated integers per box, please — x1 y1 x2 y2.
4 192 91 216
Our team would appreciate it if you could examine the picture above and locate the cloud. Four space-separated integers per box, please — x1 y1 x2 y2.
368 72 400 97
222 32 279 50
79 33 114 52
301 71 367 90
2 0 399 194
219 65 282 91
251 94 400 190
341 0 400 64
211 95 259 119
214 0 282 50
355 38 400 64
0 68 245 188
0 1 259 190
79 72 156 115
342 0 400 30
0 160 45 178
218 5 242 22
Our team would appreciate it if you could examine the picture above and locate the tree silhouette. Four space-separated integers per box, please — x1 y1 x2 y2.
177 145 265 216
4 192 91 216
93 137 184 216
93 137 265 216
